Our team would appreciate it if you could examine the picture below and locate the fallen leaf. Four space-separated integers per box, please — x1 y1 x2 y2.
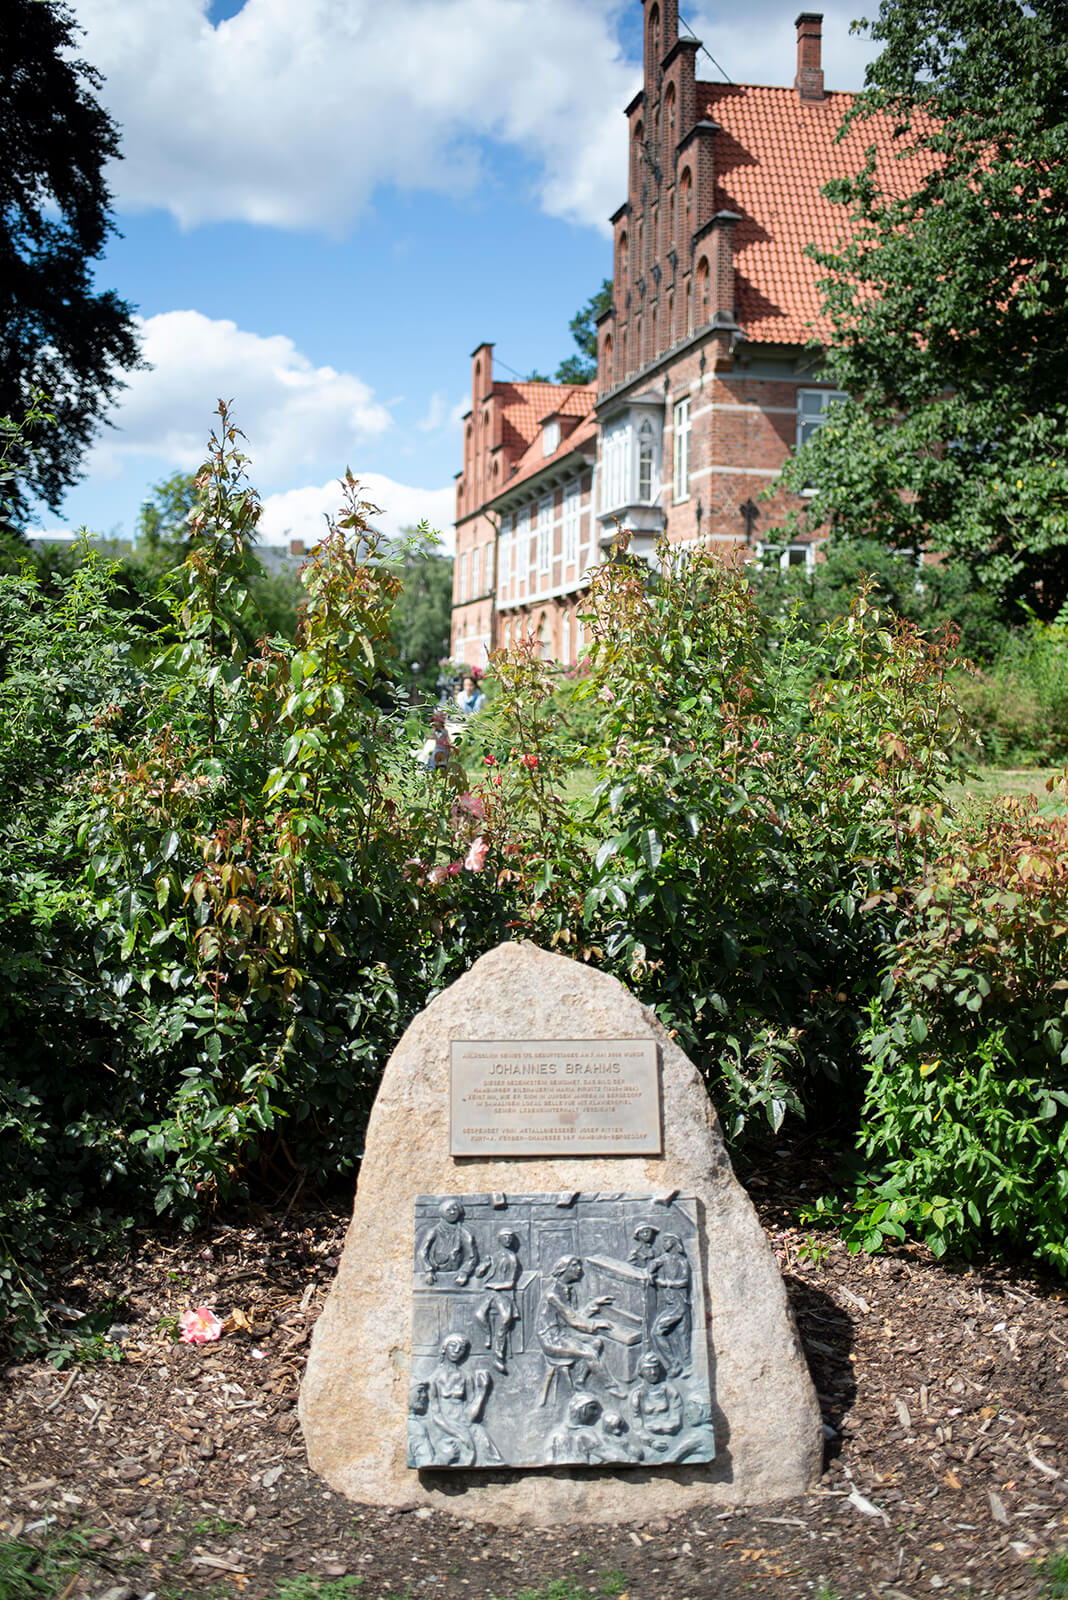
847 1487 891 1525
988 1490 1009 1525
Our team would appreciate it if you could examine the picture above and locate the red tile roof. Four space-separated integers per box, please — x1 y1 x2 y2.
699 82 934 345
494 380 596 459
497 408 599 497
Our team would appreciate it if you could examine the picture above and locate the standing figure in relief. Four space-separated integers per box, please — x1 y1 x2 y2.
628 1221 660 1345
474 1228 522 1374
630 1351 684 1451
535 1256 623 1401
648 1231 693 1377
419 1198 478 1286
426 1334 501 1466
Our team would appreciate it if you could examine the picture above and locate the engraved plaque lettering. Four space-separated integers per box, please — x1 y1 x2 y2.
408 1191 715 1471
450 1039 662 1157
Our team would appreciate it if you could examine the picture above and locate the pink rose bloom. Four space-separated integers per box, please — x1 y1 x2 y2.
457 792 486 819
427 864 449 886
179 1307 222 1345
464 837 490 873
446 860 463 877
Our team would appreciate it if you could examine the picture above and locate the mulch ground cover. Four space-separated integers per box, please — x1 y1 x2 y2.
2 1156 1066 1600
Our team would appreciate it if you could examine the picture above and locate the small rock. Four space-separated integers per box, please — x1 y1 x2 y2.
416 1507 433 1519
646 1519 670 1534
95 1587 138 1600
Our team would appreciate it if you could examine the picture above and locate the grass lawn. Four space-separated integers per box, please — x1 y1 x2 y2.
947 765 1067 814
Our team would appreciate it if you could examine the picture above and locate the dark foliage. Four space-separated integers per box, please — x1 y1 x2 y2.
0 0 140 521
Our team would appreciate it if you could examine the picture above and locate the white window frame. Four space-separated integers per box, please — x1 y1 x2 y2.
637 417 656 503
515 507 529 580
756 541 816 572
600 419 630 513
536 494 552 573
562 480 581 565
673 396 691 502
796 388 848 493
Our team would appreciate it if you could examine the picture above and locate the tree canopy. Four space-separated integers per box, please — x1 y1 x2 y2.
554 279 612 385
776 0 1068 618
388 525 454 674
0 0 140 522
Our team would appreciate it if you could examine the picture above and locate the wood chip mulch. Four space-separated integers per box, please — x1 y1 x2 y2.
1 1166 1066 1600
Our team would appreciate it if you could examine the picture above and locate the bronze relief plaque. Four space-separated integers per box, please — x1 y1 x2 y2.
407 1192 715 1471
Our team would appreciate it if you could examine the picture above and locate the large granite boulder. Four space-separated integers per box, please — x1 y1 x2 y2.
299 941 821 1524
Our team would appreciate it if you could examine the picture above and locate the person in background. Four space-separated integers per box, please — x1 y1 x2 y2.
455 674 486 714
423 708 453 771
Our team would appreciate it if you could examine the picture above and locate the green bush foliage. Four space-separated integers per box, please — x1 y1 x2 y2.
2 406 1066 1355
955 610 1068 765
554 538 968 1136
0 405 500 1349
840 781 1068 1269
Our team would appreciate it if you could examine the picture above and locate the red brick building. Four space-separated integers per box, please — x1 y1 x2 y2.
451 4 926 667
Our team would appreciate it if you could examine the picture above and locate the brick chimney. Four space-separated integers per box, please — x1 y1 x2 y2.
794 12 824 102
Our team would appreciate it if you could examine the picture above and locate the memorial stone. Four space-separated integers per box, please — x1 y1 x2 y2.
299 942 822 1524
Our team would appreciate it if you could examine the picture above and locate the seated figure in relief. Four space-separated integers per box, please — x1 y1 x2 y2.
629 1352 684 1452
426 1334 501 1467
419 1198 478 1286
535 1256 622 1402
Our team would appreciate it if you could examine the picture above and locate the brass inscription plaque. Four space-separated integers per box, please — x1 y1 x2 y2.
450 1039 662 1157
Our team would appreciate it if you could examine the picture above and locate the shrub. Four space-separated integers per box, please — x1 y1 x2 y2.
500 537 972 1141
0 406 518 1350
842 779 1068 1269
955 610 1068 765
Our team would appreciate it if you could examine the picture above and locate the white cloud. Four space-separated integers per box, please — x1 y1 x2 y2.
416 391 468 434
88 309 392 483
72 0 636 234
260 476 456 552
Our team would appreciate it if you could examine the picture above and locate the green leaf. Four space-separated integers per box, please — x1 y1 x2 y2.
639 828 662 870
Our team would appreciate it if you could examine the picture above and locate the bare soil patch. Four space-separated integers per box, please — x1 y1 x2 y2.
2 1161 1066 1600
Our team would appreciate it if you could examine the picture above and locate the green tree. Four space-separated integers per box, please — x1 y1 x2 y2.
554 279 612 384
388 525 454 679
0 0 140 523
776 0 1068 618
136 469 198 560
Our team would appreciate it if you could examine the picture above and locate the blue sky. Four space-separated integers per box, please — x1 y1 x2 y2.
49 0 878 550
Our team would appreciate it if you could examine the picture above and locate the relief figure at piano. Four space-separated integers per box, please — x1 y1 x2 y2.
535 1255 624 1402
